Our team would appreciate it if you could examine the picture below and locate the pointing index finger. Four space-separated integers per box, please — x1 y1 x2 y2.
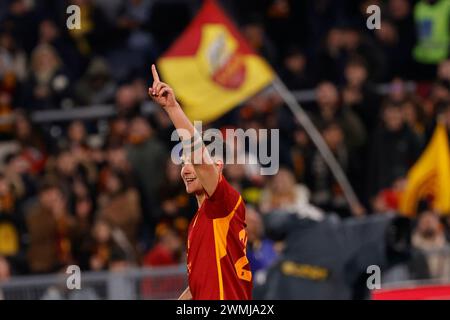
151 64 160 82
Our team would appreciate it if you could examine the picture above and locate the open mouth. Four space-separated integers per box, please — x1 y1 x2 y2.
185 177 197 184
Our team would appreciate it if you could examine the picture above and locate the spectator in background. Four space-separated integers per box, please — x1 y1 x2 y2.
341 57 380 199
71 194 95 271
437 59 450 83
341 25 387 82
3 151 36 204
342 56 380 132
280 47 314 90
115 84 141 118
305 122 353 216
22 44 72 110
26 180 76 273
387 77 410 104
1 0 39 54
65 0 112 56
222 122 266 187
256 207 404 299
430 79 450 104
156 159 195 240
0 32 26 138
313 81 366 150
126 116 167 235
368 100 421 201
13 111 48 175
412 0 450 80
152 107 177 150
445 216 450 242
246 206 278 274
374 19 403 80
0 172 17 215
305 0 345 49
289 126 310 183
97 169 141 246
0 91 14 141
441 99 450 132
0 255 11 299
105 143 131 174
0 256 10 282
2 152 26 202
421 85 450 141
260 167 314 218
141 225 184 299
105 117 129 147
0 31 27 83
64 121 98 183
372 177 405 214
224 162 264 207
67 120 88 149
74 57 116 106
142 226 183 267
401 98 426 144
49 147 96 211
116 0 154 52
0 173 27 275
0 256 11 300
104 0 156 80
264 0 298 54
375 0 415 80
316 27 346 83
38 19 86 80
412 211 450 279
242 20 278 64
89 219 132 271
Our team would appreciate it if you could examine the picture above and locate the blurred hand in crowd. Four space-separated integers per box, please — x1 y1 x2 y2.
0 256 11 283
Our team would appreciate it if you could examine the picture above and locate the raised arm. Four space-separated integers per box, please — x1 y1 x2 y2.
149 64 220 196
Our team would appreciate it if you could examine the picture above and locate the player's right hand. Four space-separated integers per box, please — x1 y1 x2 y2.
149 64 178 109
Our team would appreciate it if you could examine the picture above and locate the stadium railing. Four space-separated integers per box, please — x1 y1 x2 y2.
0 246 449 300
0 264 187 300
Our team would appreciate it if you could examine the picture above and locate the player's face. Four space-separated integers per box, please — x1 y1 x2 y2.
180 159 203 194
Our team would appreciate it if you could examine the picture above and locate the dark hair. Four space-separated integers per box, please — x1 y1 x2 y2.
107 169 132 194
435 99 450 114
38 177 60 194
381 99 402 112
346 55 368 71
319 120 342 133
3 152 16 165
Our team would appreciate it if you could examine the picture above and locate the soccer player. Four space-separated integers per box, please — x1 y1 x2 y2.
148 65 252 300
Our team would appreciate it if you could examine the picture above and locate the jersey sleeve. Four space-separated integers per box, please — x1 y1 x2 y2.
204 176 241 219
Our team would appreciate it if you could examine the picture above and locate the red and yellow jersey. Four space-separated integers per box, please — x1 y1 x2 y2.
187 176 252 300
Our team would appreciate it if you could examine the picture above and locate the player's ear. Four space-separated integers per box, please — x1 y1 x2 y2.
215 159 224 173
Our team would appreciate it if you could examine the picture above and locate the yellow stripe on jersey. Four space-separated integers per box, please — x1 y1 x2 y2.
212 195 242 300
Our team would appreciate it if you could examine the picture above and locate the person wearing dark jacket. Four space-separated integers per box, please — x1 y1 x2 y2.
254 208 411 300
368 101 422 199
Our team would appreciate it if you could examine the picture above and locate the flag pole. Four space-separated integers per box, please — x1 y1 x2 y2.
272 76 364 216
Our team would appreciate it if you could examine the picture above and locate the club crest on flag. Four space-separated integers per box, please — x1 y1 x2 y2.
157 0 274 122
198 24 246 89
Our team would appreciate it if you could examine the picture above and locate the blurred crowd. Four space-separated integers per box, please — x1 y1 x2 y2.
0 0 450 294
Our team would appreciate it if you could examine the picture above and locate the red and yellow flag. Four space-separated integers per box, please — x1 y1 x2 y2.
157 0 274 122
399 124 450 216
